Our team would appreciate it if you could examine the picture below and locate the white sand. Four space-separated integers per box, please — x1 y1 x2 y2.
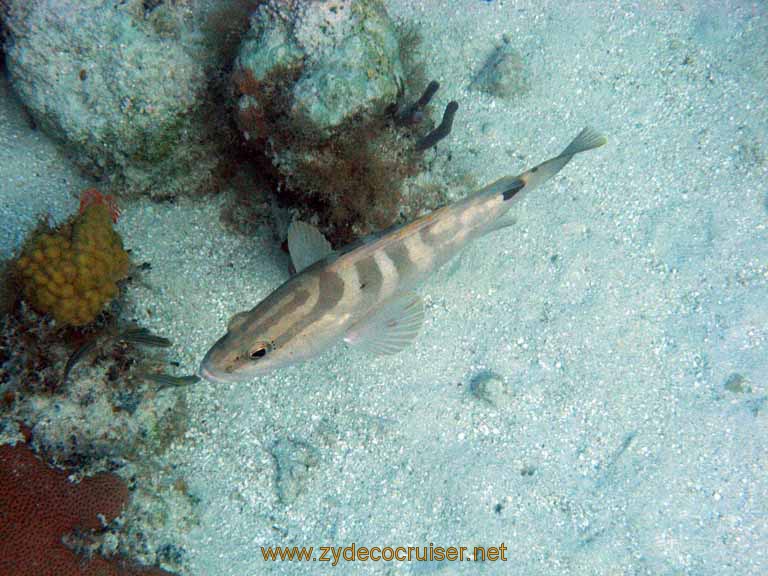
0 74 90 259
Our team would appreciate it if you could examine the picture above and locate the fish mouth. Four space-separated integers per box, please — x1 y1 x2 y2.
197 363 239 384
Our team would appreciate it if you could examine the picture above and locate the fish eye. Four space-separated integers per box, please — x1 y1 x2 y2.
248 342 271 360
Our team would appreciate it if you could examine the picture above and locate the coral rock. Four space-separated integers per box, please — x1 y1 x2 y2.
2 0 221 198
236 0 403 137
0 441 176 575
232 0 444 246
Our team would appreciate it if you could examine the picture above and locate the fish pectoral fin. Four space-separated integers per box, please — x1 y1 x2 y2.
344 291 425 356
287 221 334 273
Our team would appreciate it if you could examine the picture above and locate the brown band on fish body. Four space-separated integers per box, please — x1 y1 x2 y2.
312 269 346 313
403 226 436 273
418 225 434 248
277 270 346 347
251 287 312 338
355 255 384 295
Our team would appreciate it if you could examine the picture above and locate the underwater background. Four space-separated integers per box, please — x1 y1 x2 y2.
0 1 766 575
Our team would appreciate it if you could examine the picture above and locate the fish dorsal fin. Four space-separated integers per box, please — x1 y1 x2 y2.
344 291 425 356
287 221 334 273
227 310 250 332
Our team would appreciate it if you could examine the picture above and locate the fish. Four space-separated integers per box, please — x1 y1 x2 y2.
62 337 101 384
143 373 200 390
62 326 172 384
117 327 173 348
199 127 606 383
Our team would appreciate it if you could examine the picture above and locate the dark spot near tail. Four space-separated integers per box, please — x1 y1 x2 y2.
531 166 539 173
502 179 525 201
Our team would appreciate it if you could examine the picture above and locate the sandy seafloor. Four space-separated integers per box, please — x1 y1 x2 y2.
2 1 768 575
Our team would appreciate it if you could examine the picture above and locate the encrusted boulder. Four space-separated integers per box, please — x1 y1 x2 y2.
235 0 404 139
231 0 460 245
2 0 220 198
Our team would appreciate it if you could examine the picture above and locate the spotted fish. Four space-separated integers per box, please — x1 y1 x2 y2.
199 127 606 383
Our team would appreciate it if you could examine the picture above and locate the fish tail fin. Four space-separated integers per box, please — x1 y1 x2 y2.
557 127 607 159
473 127 606 204
500 126 606 202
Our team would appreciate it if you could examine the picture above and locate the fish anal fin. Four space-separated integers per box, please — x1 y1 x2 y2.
287 221 334 273
487 214 518 233
344 291 425 356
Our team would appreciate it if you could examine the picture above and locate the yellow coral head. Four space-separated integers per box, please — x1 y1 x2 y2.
15 199 129 326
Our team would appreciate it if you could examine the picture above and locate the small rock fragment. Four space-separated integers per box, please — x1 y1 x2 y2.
472 35 530 100
469 370 511 407
270 437 320 505
723 372 751 394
